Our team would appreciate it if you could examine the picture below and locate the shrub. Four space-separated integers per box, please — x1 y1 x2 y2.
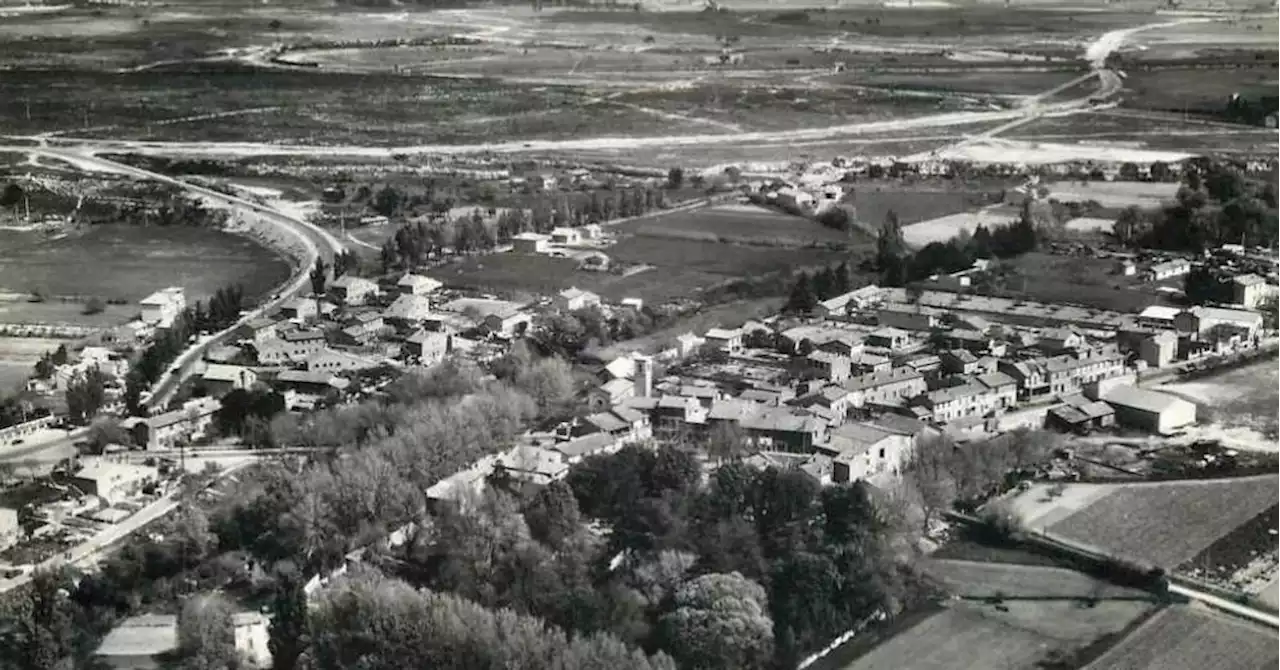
83 297 105 315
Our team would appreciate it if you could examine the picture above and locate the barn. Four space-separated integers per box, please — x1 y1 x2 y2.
1101 386 1196 435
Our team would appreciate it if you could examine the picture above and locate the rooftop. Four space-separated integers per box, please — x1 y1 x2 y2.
202 364 251 383
1102 385 1194 415
96 615 178 658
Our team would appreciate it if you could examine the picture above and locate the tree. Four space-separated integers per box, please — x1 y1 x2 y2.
666 167 685 189
82 297 105 315
784 272 817 314
0 183 23 209
3 570 75 670
85 417 129 454
658 572 774 670
269 563 311 670
309 258 327 299
178 593 237 670
65 367 109 425
523 479 582 550
876 212 907 286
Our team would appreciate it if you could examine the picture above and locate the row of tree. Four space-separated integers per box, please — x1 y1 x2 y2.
874 204 1040 288
1111 161 1278 251
782 261 856 313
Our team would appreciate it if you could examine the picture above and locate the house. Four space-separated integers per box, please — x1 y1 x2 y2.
280 297 319 322
0 507 18 551
1146 259 1191 282
237 317 280 345
512 232 552 253
583 407 652 444
274 370 350 395
329 276 379 305
589 378 636 410
1231 274 1273 309
843 367 927 409
70 460 159 504
231 612 271 669
93 614 178 670
1102 385 1196 435
484 307 532 337
740 406 829 453
139 287 185 328
976 371 1018 409
256 329 325 364
383 294 433 326
550 227 583 246
406 329 451 365
200 364 257 395
864 327 912 353
1174 306 1263 339
305 349 378 373
1048 394 1116 434
940 349 981 375
913 380 1000 423
824 422 912 484
129 397 221 451
397 273 442 296
999 348 1126 400
1037 327 1085 354
789 384 853 423
705 327 744 354
1138 331 1178 368
497 445 569 485
553 432 621 464
1136 305 1181 330
776 186 816 212
556 287 602 312
806 350 852 382
876 303 942 331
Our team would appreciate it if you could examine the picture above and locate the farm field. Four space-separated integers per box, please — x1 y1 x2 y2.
838 599 1153 670
434 236 845 304
1082 605 1278 670
901 205 1020 247
1120 66 1278 117
850 181 1008 233
923 559 1154 600
989 251 1161 313
1009 475 1280 568
0 337 63 395
1042 180 1181 209
0 225 290 308
615 204 856 247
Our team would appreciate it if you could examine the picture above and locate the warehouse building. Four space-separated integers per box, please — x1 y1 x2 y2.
1101 386 1197 435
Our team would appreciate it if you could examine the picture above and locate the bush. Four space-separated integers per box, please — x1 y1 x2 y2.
83 297 105 315
977 503 1025 543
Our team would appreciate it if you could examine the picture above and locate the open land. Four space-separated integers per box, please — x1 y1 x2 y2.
1156 358 1280 443
614 203 856 246
1008 475 1280 568
0 337 63 395
923 558 1153 600
0 225 290 310
837 599 1154 670
1081 604 1278 670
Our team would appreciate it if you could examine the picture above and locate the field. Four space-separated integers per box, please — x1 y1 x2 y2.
850 181 1008 232
923 559 1153 600
1042 181 1181 209
0 337 62 395
837 599 1153 670
901 205 1020 246
436 235 845 304
614 204 856 247
1121 66 1278 118
1082 605 1278 670
0 225 290 309
1009 475 1280 568
987 251 1161 313
1157 358 1280 442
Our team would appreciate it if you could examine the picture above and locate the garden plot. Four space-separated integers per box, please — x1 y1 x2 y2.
1010 475 1280 568
901 205 1019 247
841 599 1153 670
1082 605 1278 670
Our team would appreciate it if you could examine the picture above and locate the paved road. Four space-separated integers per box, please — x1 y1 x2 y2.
1168 583 1280 629
31 148 347 411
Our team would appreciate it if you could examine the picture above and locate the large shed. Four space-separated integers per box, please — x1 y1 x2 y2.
1101 386 1196 435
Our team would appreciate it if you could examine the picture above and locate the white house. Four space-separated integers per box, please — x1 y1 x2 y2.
406 329 451 366
329 276 379 305
550 227 583 246
70 459 159 504
556 287 602 312
512 232 551 253
1146 259 1191 282
383 294 434 325
139 287 186 328
397 273 443 296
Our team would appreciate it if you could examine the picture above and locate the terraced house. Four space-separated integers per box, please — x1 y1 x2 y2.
999 347 1127 400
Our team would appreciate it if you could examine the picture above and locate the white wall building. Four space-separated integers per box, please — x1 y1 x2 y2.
139 287 186 328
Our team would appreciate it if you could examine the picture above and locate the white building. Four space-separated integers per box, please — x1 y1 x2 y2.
0 507 18 551
1101 385 1196 435
139 287 186 328
396 273 442 296
329 276 379 305
556 287 602 312
1146 259 1191 282
70 459 159 504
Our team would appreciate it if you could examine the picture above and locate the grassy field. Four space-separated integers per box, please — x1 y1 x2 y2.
849 181 1008 233
1082 605 1278 670
1157 359 1280 440
615 204 856 247
987 251 1162 314
1120 66 1278 118
923 559 1154 600
1025 475 1280 568
1043 181 1181 209
839 599 1153 670
0 337 63 395
901 205 1020 247
0 225 290 308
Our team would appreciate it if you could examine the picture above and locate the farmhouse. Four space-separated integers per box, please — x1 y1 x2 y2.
406 330 451 366
496 445 569 485
200 364 257 395
1101 385 1196 435
383 294 433 326
280 298 319 322
128 397 220 451
512 232 550 253
704 327 744 354
71 460 159 504
396 273 442 296
1146 259 1191 282
824 422 912 484
484 307 532 337
556 287 602 312
256 330 325 364
237 317 280 345
329 276 379 305
139 287 186 328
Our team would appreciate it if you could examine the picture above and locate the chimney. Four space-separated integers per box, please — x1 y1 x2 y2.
633 355 653 398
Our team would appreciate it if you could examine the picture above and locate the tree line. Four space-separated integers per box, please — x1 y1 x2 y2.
782 261 855 314
874 203 1040 288
1112 160 1278 252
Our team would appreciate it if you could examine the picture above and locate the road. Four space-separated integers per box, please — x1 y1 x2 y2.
1168 583 1280 629
28 148 347 410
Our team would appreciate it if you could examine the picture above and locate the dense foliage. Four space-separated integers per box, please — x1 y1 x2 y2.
875 204 1039 288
